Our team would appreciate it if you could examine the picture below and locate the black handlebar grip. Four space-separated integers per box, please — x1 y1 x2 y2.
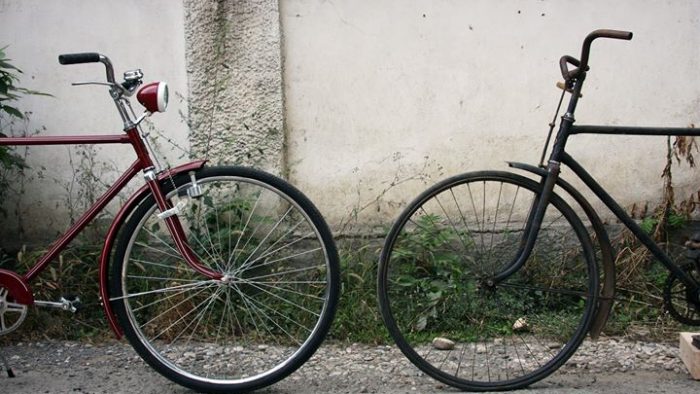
589 29 633 41
58 53 101 65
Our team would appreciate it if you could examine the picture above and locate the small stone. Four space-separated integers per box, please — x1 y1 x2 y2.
547 342 561 349
512 317 528 331
432 337 455 350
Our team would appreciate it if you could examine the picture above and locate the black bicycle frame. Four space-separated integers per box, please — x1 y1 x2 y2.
495 71 700 293
562 126 700 287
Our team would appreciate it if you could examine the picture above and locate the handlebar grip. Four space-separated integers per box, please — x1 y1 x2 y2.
588 29 633 41
58 53 101 65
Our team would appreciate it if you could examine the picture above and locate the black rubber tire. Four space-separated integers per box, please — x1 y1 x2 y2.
663 263 700 326
378 171 598 391
110 166 340 393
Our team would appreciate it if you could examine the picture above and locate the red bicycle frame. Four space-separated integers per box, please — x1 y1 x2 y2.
0 55 220 337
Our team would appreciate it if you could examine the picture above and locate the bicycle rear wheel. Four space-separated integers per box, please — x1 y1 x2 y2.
110 166 339 393
378 171 598 391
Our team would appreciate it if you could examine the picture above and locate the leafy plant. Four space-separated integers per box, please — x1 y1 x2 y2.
330 240 386 343
0 47 29 213
388 214 467 332
0 47 51 218
0 47 29 120
0 46 51 127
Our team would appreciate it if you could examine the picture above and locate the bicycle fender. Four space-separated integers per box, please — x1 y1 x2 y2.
508 161 615 340
99 160 207 338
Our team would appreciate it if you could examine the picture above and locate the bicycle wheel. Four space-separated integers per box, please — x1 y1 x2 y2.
378 171 598 391
110 166 340 393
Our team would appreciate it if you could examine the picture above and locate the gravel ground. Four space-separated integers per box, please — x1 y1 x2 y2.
1 338 698 393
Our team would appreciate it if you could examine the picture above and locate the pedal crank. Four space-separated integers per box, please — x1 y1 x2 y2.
34 296 82 313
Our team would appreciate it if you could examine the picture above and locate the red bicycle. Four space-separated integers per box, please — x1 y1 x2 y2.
0 53 340 393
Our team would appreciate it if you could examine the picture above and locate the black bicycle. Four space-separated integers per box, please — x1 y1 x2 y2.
377 29 700 391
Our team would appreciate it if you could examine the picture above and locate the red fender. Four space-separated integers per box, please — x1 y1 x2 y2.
99 160 206 338
0 269 34 305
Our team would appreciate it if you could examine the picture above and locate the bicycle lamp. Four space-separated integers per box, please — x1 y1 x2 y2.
137 82 168 113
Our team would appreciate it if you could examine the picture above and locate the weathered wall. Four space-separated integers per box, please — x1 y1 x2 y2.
184 0 285 173
2 0 700 246
280 0 700 232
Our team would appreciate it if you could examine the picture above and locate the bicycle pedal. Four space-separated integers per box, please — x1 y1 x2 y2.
65 296 83 312
34 295 82 313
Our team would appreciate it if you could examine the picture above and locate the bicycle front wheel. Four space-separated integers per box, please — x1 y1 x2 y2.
378 171 598 391
110 166 340 393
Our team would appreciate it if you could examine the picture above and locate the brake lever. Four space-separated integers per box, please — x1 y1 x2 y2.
71 81 112 87
71 81 136 99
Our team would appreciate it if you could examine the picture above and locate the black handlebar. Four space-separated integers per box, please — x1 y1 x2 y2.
560 29 633 83
58 52 101 65
58 52 116 84
579 29 633 70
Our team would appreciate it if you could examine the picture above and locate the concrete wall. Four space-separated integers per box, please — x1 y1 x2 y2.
2 0 700 246
184 0 285 172
0 0 189 244
281 0 700 232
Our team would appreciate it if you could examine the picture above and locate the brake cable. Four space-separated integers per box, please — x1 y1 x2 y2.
539 86 568 167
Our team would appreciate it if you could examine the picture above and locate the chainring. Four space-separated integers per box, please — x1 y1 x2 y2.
0 287 28 336
663 263 700 326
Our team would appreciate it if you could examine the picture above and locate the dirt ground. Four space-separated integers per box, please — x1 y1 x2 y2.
1 339 699 394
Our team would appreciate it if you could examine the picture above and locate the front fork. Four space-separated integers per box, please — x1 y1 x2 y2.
492 161 562 284
143 168 222 280
492 105 575 285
